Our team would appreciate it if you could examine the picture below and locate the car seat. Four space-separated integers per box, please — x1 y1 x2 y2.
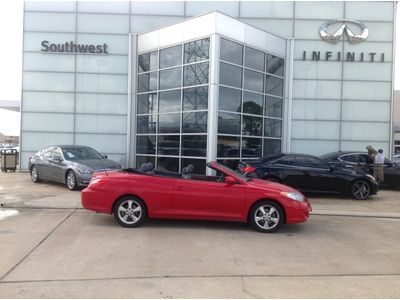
181 164 194 179
139 162 155 174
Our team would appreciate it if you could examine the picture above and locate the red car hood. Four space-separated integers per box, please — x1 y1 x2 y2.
247 178 302 194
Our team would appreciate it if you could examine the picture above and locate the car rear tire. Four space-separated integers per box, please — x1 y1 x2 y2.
250 200 284 233
113 196 147 228
350 180 371 200
30 166 41 183
66 170 78 191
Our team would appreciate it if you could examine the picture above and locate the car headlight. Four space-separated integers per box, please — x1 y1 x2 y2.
76 166 94 174
280 191 304 202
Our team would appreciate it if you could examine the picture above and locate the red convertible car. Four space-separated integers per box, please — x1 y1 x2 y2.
81 161 311 233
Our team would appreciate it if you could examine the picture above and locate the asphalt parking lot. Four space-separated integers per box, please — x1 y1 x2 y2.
1 171 400 298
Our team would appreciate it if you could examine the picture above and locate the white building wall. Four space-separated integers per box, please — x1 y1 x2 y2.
20 1 395 169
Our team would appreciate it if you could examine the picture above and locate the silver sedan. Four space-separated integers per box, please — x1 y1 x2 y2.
29 145 122 190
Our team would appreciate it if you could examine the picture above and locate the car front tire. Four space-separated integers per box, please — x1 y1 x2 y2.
250 200 284 233
113 196 147 228
30 165 41 183
350 180 371 200
66 170 78 191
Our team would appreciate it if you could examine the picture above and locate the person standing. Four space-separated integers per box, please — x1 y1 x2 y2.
374 149 385 184
366 145 377 164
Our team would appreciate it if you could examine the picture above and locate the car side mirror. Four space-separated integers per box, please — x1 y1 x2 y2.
102 154 108 159
329 165 336 172
224 176 236 185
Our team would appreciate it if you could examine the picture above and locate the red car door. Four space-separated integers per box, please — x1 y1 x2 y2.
173 177 247 220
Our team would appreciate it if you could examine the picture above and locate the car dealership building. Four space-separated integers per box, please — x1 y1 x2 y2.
20 1 396 174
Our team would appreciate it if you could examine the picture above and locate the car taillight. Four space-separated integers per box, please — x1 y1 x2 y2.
244 166 256 173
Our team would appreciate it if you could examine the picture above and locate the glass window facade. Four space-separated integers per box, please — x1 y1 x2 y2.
218 38 284 169
136 38 210 174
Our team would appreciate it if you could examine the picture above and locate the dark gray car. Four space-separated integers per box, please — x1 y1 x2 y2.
29 145 122 190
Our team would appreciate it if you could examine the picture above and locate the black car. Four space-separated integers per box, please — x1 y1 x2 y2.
321 151 400 187
239 153 378 200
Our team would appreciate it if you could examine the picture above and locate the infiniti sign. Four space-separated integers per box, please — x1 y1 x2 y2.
319 19 368 44
302 19 383 62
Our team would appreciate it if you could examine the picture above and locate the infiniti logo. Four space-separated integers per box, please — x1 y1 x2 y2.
320 19 368 44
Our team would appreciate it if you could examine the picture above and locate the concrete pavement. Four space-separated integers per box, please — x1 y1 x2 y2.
0 171 400 298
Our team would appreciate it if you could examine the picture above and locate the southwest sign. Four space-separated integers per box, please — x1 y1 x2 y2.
41 41 109 54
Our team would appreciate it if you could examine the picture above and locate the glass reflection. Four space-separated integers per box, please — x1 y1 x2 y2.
159 113 180 133
217 159 240 170
182 111 207 133
241 137 261 157
138 53 149 73
136 135 156 154
218 112 241 135
183 62 209 87
182 135 207 157
245 47 264 71
243 92 263 115
265 75 283 97
181 158 206 174
267 54 284 77
220 63 242 88
138 72 157 93
159 90 181 113
242 115 262 136
217 135 240 157
264 118 282 137
219 86 241 112
159 67 182 90
184 38 210 63
150 51 158 71
137 93 157 114
137 115 157 134
136 156 155 168
265 96 282 118
221 38 243 65
244 69 264 93
263 139 281 156
157 157 179 172
138 51 158 72
183 86 208 111
157 135 180 156
160 45 182 69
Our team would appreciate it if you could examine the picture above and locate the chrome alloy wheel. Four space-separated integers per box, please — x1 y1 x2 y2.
254 205 280 231
66 171 77 190
31 166 39 182
117 199 142 225
351 180 371 200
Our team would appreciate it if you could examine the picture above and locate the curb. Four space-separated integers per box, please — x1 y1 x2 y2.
311 210 400 219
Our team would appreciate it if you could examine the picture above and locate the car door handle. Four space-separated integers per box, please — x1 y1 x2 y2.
176 186 184 191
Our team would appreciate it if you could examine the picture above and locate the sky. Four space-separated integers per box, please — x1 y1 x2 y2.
0 0 399 137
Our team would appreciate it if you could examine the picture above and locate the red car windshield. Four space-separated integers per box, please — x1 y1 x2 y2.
211 162 251 182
